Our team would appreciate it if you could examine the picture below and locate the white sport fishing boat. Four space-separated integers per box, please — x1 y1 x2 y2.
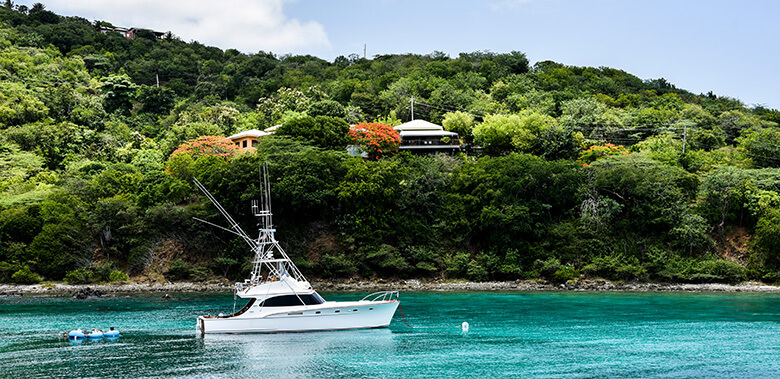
194 166 399 334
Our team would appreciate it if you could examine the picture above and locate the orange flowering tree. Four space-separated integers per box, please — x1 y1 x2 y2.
349 122 401 160
170 135 239 158
578 143 629 166
166 135 240 179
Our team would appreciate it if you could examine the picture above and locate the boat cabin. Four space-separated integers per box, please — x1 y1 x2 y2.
258 293 325 307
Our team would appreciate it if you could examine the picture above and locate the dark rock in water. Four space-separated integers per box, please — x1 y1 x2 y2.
162 294 172 300
72 287 103 299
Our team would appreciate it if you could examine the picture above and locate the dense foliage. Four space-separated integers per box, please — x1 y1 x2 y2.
1 4 779 285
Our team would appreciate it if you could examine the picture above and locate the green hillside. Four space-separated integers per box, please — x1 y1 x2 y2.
1 4 780 285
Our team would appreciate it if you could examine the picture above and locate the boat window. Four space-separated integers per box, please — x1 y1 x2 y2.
259 294 325 307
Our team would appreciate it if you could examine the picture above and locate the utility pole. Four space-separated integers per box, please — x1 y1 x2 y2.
363 44 366 59
410 96 414 120
156 74 159 88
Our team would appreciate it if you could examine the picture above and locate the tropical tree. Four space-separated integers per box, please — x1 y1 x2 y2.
472 111 557 155
738 127 780 168
442 111 474 139
100 74 137 115
276 115 351 150
165 135 240 179
348 122 401 160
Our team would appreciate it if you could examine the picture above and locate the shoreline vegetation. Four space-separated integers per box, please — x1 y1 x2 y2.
2 279 780 297
3 6 780 291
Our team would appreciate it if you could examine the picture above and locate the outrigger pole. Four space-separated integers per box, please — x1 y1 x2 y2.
192 178 258 252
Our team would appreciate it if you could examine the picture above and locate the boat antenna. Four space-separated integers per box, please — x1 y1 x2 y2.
252 163 273 230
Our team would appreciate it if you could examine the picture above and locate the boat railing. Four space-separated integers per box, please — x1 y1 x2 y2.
235 279 256 292
360 291 399 302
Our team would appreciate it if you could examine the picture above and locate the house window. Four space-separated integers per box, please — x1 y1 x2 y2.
243 140 248 148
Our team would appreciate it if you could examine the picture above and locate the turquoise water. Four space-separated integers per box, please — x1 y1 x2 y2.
1 291 780 378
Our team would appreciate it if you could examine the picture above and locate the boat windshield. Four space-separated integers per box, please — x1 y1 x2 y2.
260 294 324 307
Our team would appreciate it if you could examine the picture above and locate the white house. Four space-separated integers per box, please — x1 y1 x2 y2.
393 119 460 155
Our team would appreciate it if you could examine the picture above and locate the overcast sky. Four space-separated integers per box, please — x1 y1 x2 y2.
19 0 780 110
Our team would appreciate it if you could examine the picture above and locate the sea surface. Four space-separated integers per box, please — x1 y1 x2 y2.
1 291 779 378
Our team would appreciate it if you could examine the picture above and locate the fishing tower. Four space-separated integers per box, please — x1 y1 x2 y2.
192 165 308 293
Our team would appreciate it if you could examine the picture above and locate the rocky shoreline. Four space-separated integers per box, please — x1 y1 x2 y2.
2 279 780 297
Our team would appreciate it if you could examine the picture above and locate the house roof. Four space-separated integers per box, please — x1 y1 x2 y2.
393 119 444 131
263 124 283 133
227 129 270 140
399 130 458 137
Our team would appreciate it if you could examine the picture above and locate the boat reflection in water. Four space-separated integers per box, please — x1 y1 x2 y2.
200 329 397 375
194 165 399 334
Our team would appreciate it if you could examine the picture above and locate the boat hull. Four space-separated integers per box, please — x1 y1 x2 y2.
197 300 399 334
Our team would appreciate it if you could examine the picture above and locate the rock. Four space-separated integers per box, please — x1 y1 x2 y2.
72 287 103 299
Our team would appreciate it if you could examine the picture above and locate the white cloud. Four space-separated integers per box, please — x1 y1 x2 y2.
30 0 330 54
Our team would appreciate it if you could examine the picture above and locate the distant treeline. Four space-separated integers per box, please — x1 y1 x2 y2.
1 4 780 286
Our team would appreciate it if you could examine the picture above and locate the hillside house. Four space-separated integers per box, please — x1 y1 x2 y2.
393 119 460 155
99 27 165 40
227 129 270 152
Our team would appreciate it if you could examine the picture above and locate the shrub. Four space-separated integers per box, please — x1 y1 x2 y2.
109 270 130 284
534 257 579 283
583 255 647 281
319 254 356 278
365 244 410 275
466 259 488 282
165 259 194 281
692 259 746 283
534 257 563 278
191 266 211 282
11 266 42 284
657 256 747 283
552 267 581 283
308 99 347 118
210 256 240 279
578 143 629 165
443 252 470 278
65 269 96 284
762 271 780 284
498 249 523 278
93 261 114 282
0 261 23 283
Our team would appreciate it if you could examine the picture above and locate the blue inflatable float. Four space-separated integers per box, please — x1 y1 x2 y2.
67 329 85 340
103 327 120 338
67 328 119 340
86 329 104 339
